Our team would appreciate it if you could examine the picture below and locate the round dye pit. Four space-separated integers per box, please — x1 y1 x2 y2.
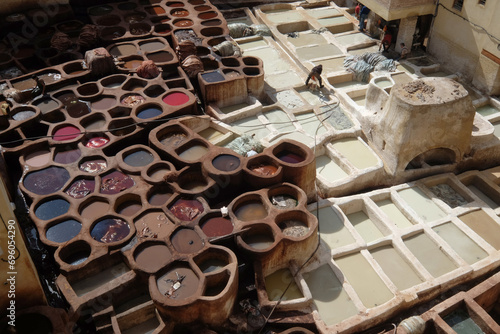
33 98 59 114
198 11 217 19
148 191 171 206
235 201 267 221
198 258 226 273
251 164 278 176
12 109 36 121
134 211 172 239
179 176 207 192
23 166 70 195
135 244 172 272
276 151 305 163
147 165 170 181
121 94 145 107
124 150 154 167
52 125 80 141
35 198 70 220
201 217 233 237
169 198 204 221
157 266 199 300
54 148 81 164
171 9 189 17
100 171 134 195
126 12 147 23
171 228 204 253
166 1 184 7
117 200 142 216
173 19 193 27
278 219 309 238
91 218 130 243
162 92 190 106
85 136 110 148
242 230 274 250
137 106 162 119
66 179 95 199
212 154 240 172
155 24 172 34
46 219 82 243
92 97 116 110
194 5 212 11
25 150 51 167
80 200 110 220
271 194 298 209
80 159 107 174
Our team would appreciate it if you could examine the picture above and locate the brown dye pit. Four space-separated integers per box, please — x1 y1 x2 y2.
135 211 171 239
171 228 204 253
235 201 267 221
157 266 199 299
117 200 142 216
135 244 172 272
278 220 309 238
251 164 278 176
201 217 233 237
54 148 81 164
80 200 110 219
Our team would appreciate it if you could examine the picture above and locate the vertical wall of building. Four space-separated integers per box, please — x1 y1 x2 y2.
428 0 500 95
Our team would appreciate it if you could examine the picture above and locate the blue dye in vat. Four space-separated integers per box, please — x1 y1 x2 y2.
35 198 70 220
46 219 82 243
137 107 162 119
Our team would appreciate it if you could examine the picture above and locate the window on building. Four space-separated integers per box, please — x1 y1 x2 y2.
478 0 486 5
453 0 464 10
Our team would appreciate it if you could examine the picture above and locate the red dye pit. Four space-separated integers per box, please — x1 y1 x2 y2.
162 92 189 106
53 126 80 141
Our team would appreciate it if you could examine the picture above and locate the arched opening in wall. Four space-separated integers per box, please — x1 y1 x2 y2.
405 148 456 170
